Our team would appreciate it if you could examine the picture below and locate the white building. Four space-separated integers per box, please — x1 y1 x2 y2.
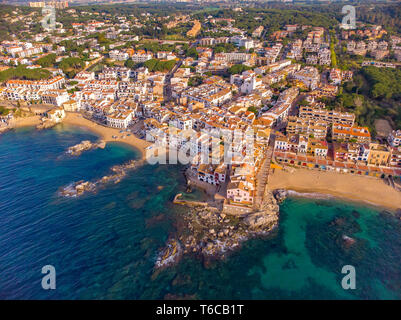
132 52 152 63
109 50 129 61
106 110 133 128
40 90 70 106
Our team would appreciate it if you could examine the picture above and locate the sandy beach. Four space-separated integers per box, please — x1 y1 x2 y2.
8 115 42 129
62 112 151 160
268 168 401 210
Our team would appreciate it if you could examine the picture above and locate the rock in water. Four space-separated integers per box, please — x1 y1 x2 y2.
244 211 279 230
342 235 356 247
273 189 288 203
67 140 106 156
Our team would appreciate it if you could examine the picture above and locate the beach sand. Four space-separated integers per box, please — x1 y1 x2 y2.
268 168 401 210
9 115 42 128
62 112 151 160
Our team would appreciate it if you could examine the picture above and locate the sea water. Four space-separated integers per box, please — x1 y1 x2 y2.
0 125 400 299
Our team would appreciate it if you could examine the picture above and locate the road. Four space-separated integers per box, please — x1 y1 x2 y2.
163 41 197 102
320 69 329 85
163 59 183 101
253 134 276 210
83 57 104 72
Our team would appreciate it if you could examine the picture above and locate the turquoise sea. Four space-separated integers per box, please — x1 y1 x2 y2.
0 125 400 299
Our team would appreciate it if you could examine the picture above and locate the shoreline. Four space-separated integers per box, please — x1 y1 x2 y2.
268 168 401 211
61 112 151 160
3 113 151 160
5 115 42 130
4 113 400 212
282 189 395 213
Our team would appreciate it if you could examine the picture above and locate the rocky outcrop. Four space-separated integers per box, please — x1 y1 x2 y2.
60 159 143 197
155 239 182 269
66 140 106 156
273 189 288 203
36 120 57 130
244 191 279 230
244 211 278 230
60 180 96 197
155 190 280 268
342 235 356 248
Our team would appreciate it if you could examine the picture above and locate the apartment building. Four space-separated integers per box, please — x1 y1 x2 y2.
181 82 232 107
229 36 254 50
227 180 254 205
98 67 131 81
131 51 152 63
290 66 320 90
318 48 331 65
2 87 41 102
389 147 401 168
255 60 292 75
332 124 371 144
286 116 328 139
106 110 134 128
307 138 328 158
109 50 129 61
332 142 362 162
156 51 177 60
299 105 355 126
196 163 227 186
62 100 79 112
6 76 65 90
329 68 342 85
367 143 391 166
261 87 299 126
74 71 95 84
40 90 70 106
215 52 252 64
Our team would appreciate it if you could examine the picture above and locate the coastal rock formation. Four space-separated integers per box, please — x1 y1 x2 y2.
66 140 106 156
273 189 288 203
244 211 279 230
342 235 356 247
36 121 57 130
155 190 280 269
61 180 96 197
60 159 142 197
155 238 182 269
245 192 280 230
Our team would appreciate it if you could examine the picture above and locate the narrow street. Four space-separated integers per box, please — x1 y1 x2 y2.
163 41 196 102
253 145 274 210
